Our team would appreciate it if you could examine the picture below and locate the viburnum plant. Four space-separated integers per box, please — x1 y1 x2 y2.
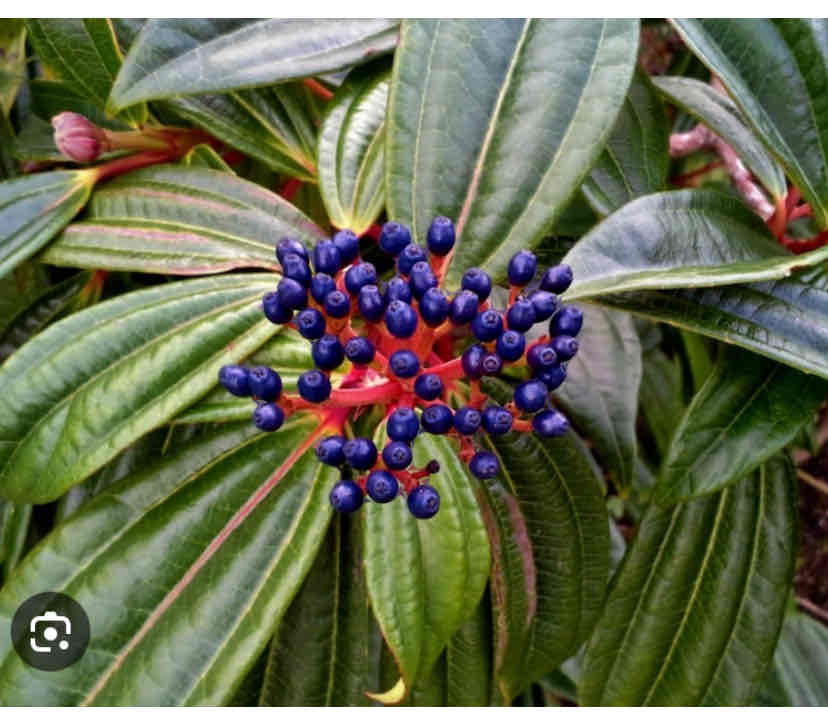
0 18 827 708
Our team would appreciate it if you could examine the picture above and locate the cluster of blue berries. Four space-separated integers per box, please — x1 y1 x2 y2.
219 215 580 520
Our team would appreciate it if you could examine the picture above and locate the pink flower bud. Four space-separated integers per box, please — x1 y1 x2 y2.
52 112 109 163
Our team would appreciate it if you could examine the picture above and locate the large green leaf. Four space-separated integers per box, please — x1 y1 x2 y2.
0 261 50 337
363 432 490 703
582 71 669 215
386 19 639 286
0 170 94 279
43 165 326 275
579 459 797 706
671 20 828 226
0 499 30 584
652 75 787 200
445 594 492 706
30 80 132 131
555 305 641 492
318 61 389 234
639 349 686 458
26 19 145 126
0 417 337 705
109 19 399 111
0 273 282 504
655 347 827 505
478 378 609 703
0 20 26 117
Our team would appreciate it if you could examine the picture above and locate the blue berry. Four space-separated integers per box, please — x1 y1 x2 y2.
358 284 386 322
421 404 453 434
219 365 250 396
276 237 308 265
379 222 412 256
549 305 583 337
551 335 579 361
482 405 513 435
343 437 378 470
461 268 492 301
386 276 413 304
461 343 486 379
310 273 336 304
385 300 418 338
345 262 377 296
469 451 499 479
344 336 375 365
323 290 350 318
419 287 449 327
409 261 437 299
426 216 455 256
248 366 282 400
514 380 548 413
282 253 311 286
296 307 326 340
529 290 559 321
298 369 332 403
449 290 479 325
253 402 285 431
537 365 567 390
540 264 573 294
262 291 293 324
277 277 308 310
313 239 342 275
316 435 347 465
382 441 413 470
366 470 399 503
414 373 444 401
496 330 526 362
508 250 537 286
390 350 420 378
387 407 420 442
454 406 482 435
506 298 537 332
329 479 364 513
532 409 570 437
472 309 504 342
311 334 345 370
333 229 360 265
407 484 440 519
481 352 503 376
397 244 428 276
527 343 558 371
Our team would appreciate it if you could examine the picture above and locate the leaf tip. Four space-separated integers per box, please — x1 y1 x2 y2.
365 676 407 705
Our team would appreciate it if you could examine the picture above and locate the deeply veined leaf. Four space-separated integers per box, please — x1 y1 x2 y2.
0 417 337 705
579 459 797 706
555 305 642 492
0 500 30 584
652 75 787 200
386 19 638 286
655 347 828 505
671 19 828 226
479 378 609 703
445 593 493 707
639 349 686 458
109 19 399 111
30 80 132 131
582 71 670 215
0 170 94 279
363 432 490 703
43 165 326 275
0 273 282 504
318 61 389 234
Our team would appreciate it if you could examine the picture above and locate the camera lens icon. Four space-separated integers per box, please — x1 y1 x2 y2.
30 611 72 653
11 592 90 671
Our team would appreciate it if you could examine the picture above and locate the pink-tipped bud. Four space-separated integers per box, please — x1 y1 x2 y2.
52 112 109 163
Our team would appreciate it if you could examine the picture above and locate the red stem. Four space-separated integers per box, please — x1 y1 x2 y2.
304 78 334 101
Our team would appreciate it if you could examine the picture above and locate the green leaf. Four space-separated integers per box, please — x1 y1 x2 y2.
582 71 670 215
29 80 132 131
0 499 30 583
260 514 383 706
579 459 797 706
182 144 234 172
0 261 50 336
655 347 827 505
363 432 490 703
671 20 828 226
109 19 399 111
563 189 828 302
26 19 145 126
43 165 326 275
639 349 686 458
0 20 26 116
478 378 609 703
445 593 492 706
652 75 787 199
0 170 94 279
0 417 337 705
386 19 639 286
165 83 319 182
0 273 282 504
11 114 65 163
555 305 642 492
318 61 389 234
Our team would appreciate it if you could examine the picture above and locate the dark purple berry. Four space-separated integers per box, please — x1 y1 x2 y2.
549 305 583 337
253 402 285 431
330 479 364 513
390 350 420 378
276 277 308 310
333 229 360 265
317 435 347 465
343 437 378 470
550 335 579 361
414 373 444 401
248 366 282 400
426 459 440 474
366 470 399 503
506 298 537 332
472 309 504 342
532 409 570 437
344 336 375 365
387 407 420 442
296 307 326 340
358 284 386 322
481 406 513 435
409 261 437 299
507 250 537 286
323 290 350 318
514 380 548 413
310 273 336 304
469 451 499 479
379 221 412 256
426 216 455 256
481 352 503 376
262 291 293 324
397 243 428 276
386 276 413 304
219 365 250 396
345 262 377 296
407 484 440 519
462 343 486 379
385 300 418 338
311 334 345 370
276 237 308 265
421 403 453 434
537 365 567 390
449 290 479 325
527 343 559 371
462 268 492 301
298 369 331 403
540 264 573 294
496 330 526 362
419 287 449 327
382 441 413 470
282 253 311 286
313 239 342 275
454 406 482 435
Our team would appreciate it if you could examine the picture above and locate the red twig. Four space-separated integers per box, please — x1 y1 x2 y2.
304 78 334 101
